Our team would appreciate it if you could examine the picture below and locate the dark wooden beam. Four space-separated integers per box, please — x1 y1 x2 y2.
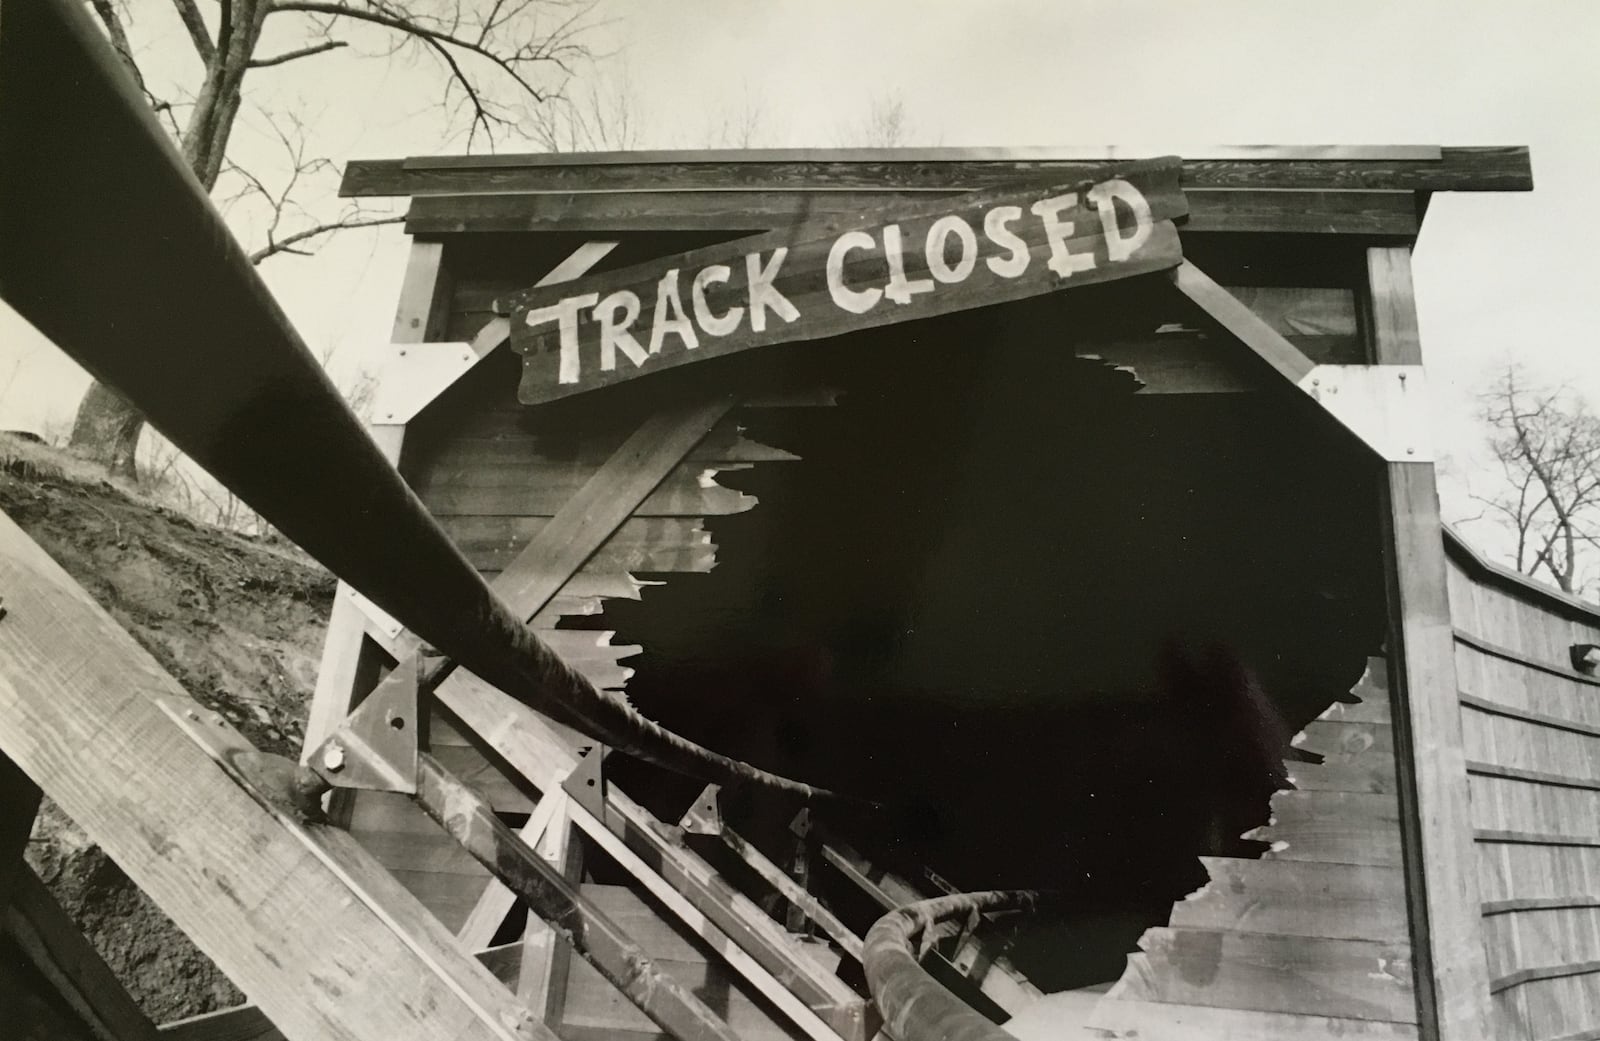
0 749 41 908
402 187 1422 237
1367 246 1493 1041
343 146 1531 198
6 865 161 1041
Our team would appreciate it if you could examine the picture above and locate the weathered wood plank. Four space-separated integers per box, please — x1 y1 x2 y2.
342 146 1533 197
1370 245 1494 1041
418 462 755 518
0 507 545 1041
1171 858 1408 943
1088 998 1420 1040
159 1005 280 1041
1113 928 1414 1022
506 162 1187 404
403 187 1420 237
1251 791 1404 866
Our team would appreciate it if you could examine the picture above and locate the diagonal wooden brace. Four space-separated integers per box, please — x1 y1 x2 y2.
1172 259 1432 462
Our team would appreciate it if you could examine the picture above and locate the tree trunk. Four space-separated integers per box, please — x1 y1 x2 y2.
67 381 143 480
66 0 267 478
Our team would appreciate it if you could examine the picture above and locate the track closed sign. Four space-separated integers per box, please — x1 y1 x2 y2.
507 156 1188 404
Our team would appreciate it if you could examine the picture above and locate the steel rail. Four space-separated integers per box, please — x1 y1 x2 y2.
0 0 827 798
863 891 1047 1041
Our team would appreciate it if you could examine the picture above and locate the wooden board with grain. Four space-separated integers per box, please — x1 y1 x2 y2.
1089 655 1417 1035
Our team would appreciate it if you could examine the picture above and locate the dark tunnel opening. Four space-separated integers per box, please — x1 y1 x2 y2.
563 283 1389 991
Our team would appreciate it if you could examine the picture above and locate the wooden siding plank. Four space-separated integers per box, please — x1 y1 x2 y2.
1113 928 1415 1022
1087 999 1420 1040
1171 859 1408 942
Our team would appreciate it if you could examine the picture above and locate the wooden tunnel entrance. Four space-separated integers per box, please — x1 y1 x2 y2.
399 253 1394 1003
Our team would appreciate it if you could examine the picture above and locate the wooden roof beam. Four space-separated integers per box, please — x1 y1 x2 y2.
341 146 1531 198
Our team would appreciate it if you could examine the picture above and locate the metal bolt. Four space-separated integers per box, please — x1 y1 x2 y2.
1399 372 1408 382
185 709 199 721
210 713 224 725
1407 447 1416 455
398 349 407 357
322 743 347 773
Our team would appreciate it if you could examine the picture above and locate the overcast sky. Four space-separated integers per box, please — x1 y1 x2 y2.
3 0 1596 554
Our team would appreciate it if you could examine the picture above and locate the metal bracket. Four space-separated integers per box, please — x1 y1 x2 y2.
563 743 607 820
311 657 423 794
369 342 478 426
1297 364 1433 462
680 784 724 836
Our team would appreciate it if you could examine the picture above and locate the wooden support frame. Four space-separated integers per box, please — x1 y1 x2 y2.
0 505 550 1041
414 755 745 1041
306 238 621 768
1366 246 1493 1041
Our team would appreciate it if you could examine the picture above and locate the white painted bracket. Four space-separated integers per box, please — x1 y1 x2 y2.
1297 364 1432 462
343 584 405 649
369 342 478 426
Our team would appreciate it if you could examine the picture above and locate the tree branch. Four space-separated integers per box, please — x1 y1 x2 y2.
248 214 403 264
269 0 555 102
249 39 349 67
170 0 218 64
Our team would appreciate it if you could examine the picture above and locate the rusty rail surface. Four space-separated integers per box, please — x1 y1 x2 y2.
864 891 1047 1041
0 0 827 798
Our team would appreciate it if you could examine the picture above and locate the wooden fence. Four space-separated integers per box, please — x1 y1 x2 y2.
1446 530 1600 1041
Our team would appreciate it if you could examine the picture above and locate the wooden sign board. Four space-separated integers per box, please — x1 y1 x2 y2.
508 157 1188 404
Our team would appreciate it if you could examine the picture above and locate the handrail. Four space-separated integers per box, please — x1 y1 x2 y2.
863 891 1048 1041
0 0 828 799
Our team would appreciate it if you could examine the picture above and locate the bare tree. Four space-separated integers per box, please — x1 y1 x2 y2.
72 0 593 478
523 69 642 152
842 92 912 148
1470 365 1600 594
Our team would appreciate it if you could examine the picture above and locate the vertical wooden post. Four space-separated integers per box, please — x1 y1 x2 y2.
1368 246 1492 1041
303 239 450 763
517 795 582 1027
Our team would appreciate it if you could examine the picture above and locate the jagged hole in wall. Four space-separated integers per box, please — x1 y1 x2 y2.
577 283 1389 992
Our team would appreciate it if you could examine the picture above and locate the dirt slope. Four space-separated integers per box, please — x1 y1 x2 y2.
2 435 334 1023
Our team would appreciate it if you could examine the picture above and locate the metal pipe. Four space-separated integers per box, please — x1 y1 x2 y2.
863 891 1046 1041
0 0 826 798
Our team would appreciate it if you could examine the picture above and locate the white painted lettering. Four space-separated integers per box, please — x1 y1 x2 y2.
882 224 935 305
1030 193 1097 278
746 248 799 332
925 215 978 284
691 264 744 336
594 290 649 371
1086 179 1153 263
983 206 1029 279
648 269 700 354
524 292 599 385
827 231 883 314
